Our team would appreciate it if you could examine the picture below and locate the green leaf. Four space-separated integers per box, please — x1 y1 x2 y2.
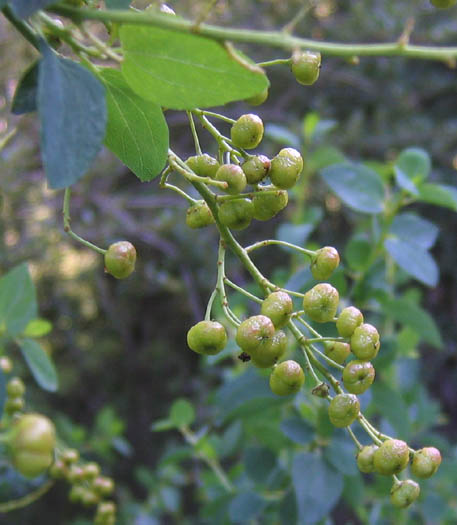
23 318 52 338
320 162 385 214
9 0 56 18
120 26 269 110
100 68 169 181
417 183 457 211
38 43 106 188
323 436 358 476
105 0 131 7
280 417 314 444
151 418 176 432
379 296 442 348
0 368 6 420
371 382 410 438
18 338 58 392
11 61 38 115
243 446 277 483
308 146 346 173
169 398 195 427
394 147 430 195
265 123 300 149
390 213 439 250
229 492 266 523
384 237 438 287
303 112 320 141
293 452 343 525
344 235 372 271
0 263 37 337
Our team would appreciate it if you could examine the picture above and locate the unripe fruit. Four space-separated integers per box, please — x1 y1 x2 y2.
302 283 339 323
291 50 321 85
62 448 79 464
324 341 350 365
373 439 410 475
186 154 220 178
350 323 380 361
260 291 293 329
328 393 360 427
245 87 269 106
336 306 364 338
241 155 270 184
96 501 116 518
9 413 56 478
252 189 288 221
218 198 254 230
269 148 304 189
83 462 101 480
0 357 13 374
342 360 375 394
93 476 115 496
311 247 340 280
69 485 85 503
357 445 379 473
104 241 136 279
230 114 264 150
251 330 287 368
7 377 25 398
81 489 100 507
411 447 442 479
236 315 275 354
186 200 215 229
269 360 305 395
390 480 420 509
68 465 85 484
215 164 247 195
187 321 227 355
430 0 456 7
49 459 66 479
5 397 24 415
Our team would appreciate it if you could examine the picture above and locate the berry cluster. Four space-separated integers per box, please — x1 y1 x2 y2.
5 377 26 415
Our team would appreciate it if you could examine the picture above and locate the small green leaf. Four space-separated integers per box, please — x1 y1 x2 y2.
371 382 410 438
12 61 38 115
169 398 195 427
243 446 277 483
151 418 176 432
9 0 56 18
394 147 431 195
0 263 37 337
120 26 269 109
308 146 346 173
384 237 438 287
320 162 385 214
23 318 52 338
417 183 457 211
38 43 106 188
265 123 300 148
229 492 266 523
18 338 58 392
280 417 314 444
390 213 439 250
323 436 358 476
303 112 320 141
344 235 372 271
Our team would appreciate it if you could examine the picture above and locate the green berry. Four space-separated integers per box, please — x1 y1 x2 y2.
390 480 420 509
350 323 380 361
83 462 101 480
187 321 227 355
324 341 350 365
311 247 340 280
218 199 254 230
245 87 269 106
7 377 25 398
291 50 321 85
0 357 13 374
236 315 275 355
260 291 293 329
186 154 220 178
230 114 264 149
411 447 442 479
269 360 305 396
357 445 379 473
49 459 66 479
186 200 215 229
92 476 115 496
104 241 136 279
62 448 79 464
215 164 247 195
373 439 410 476
69 485 85 503
96 501 117 519
269 148 304 189
342 360 375 394
251 330 287 368
430 0 456 7
81 489 99 507
68 465 85 484
328 393 360 427
336 306 364 338
5 397 24 415
302 283 339 323
241 155 270 184
252 189 288 221
9 413 56 478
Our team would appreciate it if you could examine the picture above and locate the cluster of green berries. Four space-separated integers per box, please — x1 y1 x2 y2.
50 449 116 524
104 240 137 279
5 377 26 415
185 114 304 230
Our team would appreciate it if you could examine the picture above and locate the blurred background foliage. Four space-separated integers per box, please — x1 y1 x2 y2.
1 0 457 523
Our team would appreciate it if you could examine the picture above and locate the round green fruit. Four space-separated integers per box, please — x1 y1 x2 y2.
260 291 293 329
187 321 227 355
311 246 340 280
291 50 321 85
373 439 410 476
218 198 254 230
93 476 115 496
357 445 379 473
324 341 350 365
303 283 339 323
342 360 375 394
62 448 79 464
245 87 269 106
236 315 275 354
241 155 270 184
390 480 420 509
5 397 24 415
411 447 442 479
252 189 288 221
0 357 13 374
7 377 25 398
186 200 215 229
230 114 264 150
251 330 287 368
186 154 220 178
104 241 136 279
350 323 380 361
215 164 247 195
269 148 304 189
328 393 360 427
430 0 456 7
269 360 304 395
83 462 101 480
336 306 364 338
